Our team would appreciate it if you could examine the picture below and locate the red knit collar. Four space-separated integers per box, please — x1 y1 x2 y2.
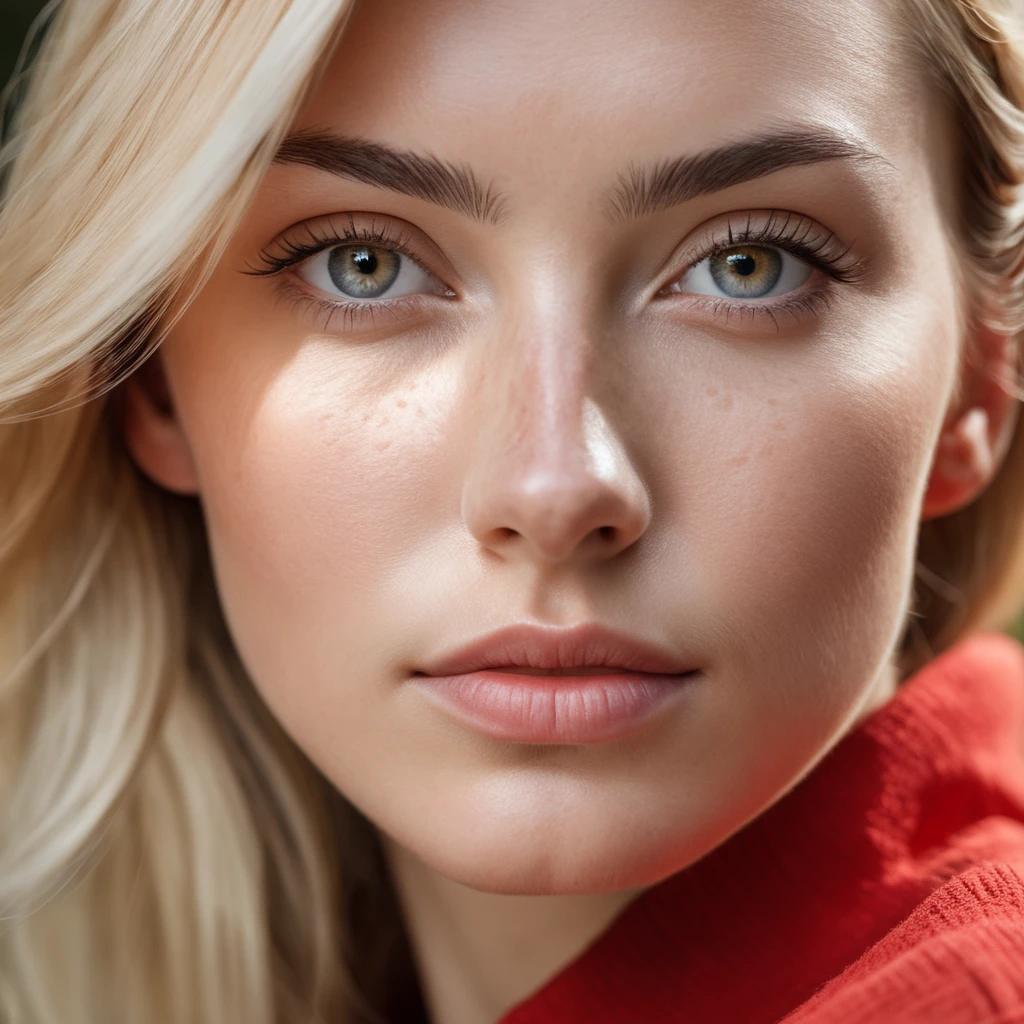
498 632 1024 1023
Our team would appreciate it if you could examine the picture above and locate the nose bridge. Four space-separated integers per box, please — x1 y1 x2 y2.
491 304 589 472
473 213 608 454
461 296 651 566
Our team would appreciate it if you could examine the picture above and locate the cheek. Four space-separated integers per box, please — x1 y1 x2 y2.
176 341 458 715
674 308 955 716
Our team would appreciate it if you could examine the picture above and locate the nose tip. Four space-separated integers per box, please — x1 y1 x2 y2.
477 470 650 564
462 397 652 567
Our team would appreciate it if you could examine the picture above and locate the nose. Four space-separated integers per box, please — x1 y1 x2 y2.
460 317 651 567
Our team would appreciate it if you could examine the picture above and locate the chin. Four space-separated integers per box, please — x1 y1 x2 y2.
390 802 708 896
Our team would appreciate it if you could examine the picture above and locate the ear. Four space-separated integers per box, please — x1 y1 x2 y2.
119 349 201 495
920 314 1020 522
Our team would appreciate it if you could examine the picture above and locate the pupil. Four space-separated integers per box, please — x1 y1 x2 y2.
727 253 756 277
326 244 401 297
707 245 781 297
352 249 378 275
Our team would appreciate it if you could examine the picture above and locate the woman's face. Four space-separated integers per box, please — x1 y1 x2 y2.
129 0 972 892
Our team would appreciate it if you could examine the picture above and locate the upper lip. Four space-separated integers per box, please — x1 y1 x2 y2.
417 622 698 677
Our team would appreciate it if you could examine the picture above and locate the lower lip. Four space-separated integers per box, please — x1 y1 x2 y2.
410 669 701 744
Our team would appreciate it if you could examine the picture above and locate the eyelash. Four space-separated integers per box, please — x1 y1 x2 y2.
664 209 868 330
247 216 451 331
248 209 866 332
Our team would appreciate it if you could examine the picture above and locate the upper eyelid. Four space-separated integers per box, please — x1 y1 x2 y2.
662 210 867 288
249 212 454 282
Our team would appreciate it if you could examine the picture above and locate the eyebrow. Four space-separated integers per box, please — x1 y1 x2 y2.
274 128 507 225
607 125 890 221
273 123 888 226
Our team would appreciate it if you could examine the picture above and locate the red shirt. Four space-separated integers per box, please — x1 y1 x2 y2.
497 632 1024 1023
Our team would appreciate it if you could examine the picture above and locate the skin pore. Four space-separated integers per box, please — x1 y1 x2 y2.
120 1 1020 1021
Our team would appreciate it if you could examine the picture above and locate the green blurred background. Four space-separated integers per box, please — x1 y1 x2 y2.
3 1 1024 646
1 0 44 93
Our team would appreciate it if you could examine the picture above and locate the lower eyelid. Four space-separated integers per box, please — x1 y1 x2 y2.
275 272 452 332
685 288 835 327
654 279 835 325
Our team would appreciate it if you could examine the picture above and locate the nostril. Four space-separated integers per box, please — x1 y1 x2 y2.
598 525 616 540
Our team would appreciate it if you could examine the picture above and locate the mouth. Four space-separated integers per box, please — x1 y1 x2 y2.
410 623 702 744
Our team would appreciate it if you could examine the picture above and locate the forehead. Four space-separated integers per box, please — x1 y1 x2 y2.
297 0 933 184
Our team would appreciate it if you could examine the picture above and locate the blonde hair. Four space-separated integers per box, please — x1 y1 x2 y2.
0 1 1023 1022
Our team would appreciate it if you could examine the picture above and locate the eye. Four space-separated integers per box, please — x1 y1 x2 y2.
675 244 814 300
296 243 440 302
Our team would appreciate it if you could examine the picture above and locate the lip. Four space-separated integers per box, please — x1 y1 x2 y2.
410 623 702 745
417 622 698 677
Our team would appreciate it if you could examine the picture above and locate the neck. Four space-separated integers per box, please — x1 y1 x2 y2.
380 833 648 1024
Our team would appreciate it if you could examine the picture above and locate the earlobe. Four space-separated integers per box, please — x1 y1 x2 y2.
119 351 201 496
920 318 1021 522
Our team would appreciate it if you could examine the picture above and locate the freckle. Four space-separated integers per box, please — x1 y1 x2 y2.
706 386 719 397
718 394 733 410
768 397 779 406
772 420 785 431
376 441 391 451
729 454 749 466
761 443 774 456
362 412 371 422
410 382 418 390
397 399 407 408
379 416 390 426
